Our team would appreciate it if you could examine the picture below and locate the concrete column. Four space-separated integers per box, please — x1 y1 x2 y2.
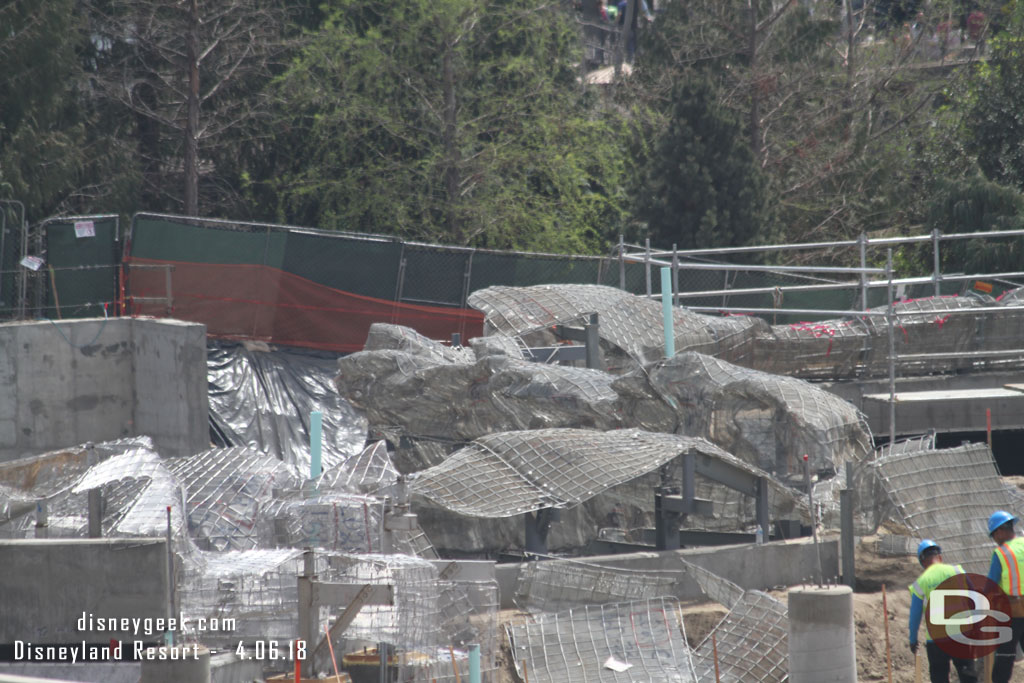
139 645 210 683
788 585 856 683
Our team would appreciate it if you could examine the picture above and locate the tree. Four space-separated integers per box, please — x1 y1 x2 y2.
80 0 296 216
629 78 775 249
963 17 1024 191
268 0 626 251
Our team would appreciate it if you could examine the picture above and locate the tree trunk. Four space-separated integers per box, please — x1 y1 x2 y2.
184 0 200 216
747 1 760 160
442 40 461 242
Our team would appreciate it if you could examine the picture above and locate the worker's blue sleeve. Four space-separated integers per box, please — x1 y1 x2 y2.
989 554 1003 584
909 594 923 644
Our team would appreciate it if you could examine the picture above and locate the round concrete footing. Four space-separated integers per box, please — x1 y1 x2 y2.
788 585 857 683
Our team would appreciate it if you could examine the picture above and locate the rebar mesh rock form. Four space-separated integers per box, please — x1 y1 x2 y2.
167 447 299 551
514 556 680 613
469 334 526 360
335 352 622 465
364 322 475 364
640 352 873 478
874 442 1023 573
690 591 789 683
71 449 187 536
320 440 400 495
410 429 721 518
507 597 697 682
178 549 304 646
265 492 385 553
468 284 767 369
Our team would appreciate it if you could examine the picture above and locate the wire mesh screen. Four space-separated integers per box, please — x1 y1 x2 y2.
874 442 1022 573
690 591 789 683
468 284 766 370
409 429 708 517
646 352 873 479
514 556 681 612
178 549 304 646
507 598 698 682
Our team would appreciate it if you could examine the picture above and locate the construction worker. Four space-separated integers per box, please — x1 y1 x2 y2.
908 539 978 683
988 510 1024 683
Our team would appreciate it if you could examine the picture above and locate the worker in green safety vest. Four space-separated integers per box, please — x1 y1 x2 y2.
987 510 1024 683
908 539 977 682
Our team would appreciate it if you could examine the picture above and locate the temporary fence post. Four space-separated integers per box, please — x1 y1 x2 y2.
932 229 941 297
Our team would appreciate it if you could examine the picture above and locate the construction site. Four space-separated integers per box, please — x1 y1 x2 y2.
5 213 1024 682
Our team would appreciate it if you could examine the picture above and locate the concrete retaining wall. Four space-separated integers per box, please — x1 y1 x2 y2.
0 318 208 461
495 538 839 608
0 539 169 645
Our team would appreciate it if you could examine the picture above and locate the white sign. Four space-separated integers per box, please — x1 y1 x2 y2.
74 220 96 238
19 256 44 271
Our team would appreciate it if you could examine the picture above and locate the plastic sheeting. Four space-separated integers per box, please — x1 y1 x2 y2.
207 342 367 473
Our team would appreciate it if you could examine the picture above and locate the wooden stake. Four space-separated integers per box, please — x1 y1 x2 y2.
712 632 721 683
883 583 893 683
914 649 922 683
450 645 461 683
522 660 530 683
324 625 342 683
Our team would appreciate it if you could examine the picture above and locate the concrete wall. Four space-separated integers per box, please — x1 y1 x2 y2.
131 319 208 459
0 539 169 645
0 318 208 462
495 538 839 608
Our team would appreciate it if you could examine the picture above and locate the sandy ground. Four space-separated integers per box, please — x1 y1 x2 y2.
491 535 1024 682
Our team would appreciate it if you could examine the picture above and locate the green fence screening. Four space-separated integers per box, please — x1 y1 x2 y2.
42 216 120 319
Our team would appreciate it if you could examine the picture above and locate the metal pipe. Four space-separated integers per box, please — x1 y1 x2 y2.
661 267 674 358
645 238 652 297
166 505 175 646
622 255 886 275
469 643 481 683
803 454 823 585
310 411 323 479
887 249 897 447
858 233 868 311
684 303 1024 318
618 234 625 290
672 244 679 308
932 229 942 297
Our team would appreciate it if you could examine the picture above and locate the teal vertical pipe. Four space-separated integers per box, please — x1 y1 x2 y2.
469 643 481 683
661 267 675 358
310 410 323 479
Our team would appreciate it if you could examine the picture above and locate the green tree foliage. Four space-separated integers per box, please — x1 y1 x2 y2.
0 0 136 218
269 0 626 251
964 13 1024 190
928 174 1024 272
629 78 775 250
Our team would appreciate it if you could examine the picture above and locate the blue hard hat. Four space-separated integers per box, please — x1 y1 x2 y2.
988 510 1019 535
917 539 940 561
